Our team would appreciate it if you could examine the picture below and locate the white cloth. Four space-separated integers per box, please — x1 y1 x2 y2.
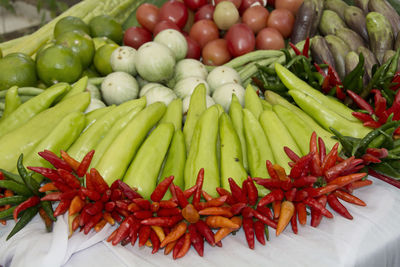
1 177 400 267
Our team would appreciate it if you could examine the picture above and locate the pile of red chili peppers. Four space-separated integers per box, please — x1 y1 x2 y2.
0 172 13 226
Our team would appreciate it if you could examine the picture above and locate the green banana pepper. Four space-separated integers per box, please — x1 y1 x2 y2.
84 105 116 129
244 84 263 119
159 98 183 131
229 94 248 171
59 76 88 102
0 86 21 121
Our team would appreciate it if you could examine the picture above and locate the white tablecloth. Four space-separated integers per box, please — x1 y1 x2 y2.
1 177 400 267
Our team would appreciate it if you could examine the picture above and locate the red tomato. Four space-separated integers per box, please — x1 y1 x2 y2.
136 3 159 32
189 19 220 48
185 36 202 59
159 0 189 29
239 0 264 14
184 0 208 10
194 4 215 21
267 8 294 38
275 0 304 15
214 0 242 8
202 38 231 66
242 5 269 34
123 26 153 49
153 20 181 36
256 27 285 50
225 23 255 57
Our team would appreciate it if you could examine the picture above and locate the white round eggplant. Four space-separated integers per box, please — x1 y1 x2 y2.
101 72 139 105
212 83 245 112
110 46 137 76
207 66 241 94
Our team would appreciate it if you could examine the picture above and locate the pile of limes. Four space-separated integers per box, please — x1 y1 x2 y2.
0 15 124 90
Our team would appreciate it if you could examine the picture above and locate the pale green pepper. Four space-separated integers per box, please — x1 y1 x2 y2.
68 97 146 161
219 113 247 190
229 94 248 171
95 102 166 185
159 98 182 131
124 123 174 199
84 105 116 130
59 76 88 101
0 86 21 121
244 84 263 119
0 92 90 171
0 82 69 137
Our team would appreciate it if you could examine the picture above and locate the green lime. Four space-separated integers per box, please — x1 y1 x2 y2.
93 43 118 76
89 15 123 44
54 16 90 39
93 37 117 51
0 53 37 90
56 31 95 69
36 45 82 86
82 66 100 78
35 40 56 61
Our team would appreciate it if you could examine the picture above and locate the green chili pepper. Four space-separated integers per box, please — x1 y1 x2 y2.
84 105 116 130
0 180 32 196
0 83 69 137
373 162 400 179
219 113 247 191
7 206 39 240
124 123 175 199
329 127 355 156
40 201 56 222
0 168 24 184
89 105 144 169
95 102 166 185
0 92 90 172
0 195 27 206
0 86 21 121
275 63 359 122
243 109 273 196
159 129 186 198
183 84 207 152
0 206 16 220
244 84 263 120
16 154 38 195
59 76 88 102
159 98 183 131
229 94 248 171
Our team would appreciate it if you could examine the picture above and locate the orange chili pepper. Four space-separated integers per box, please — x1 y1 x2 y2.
0 220 6 225
276 201 295 236
181 203 200 223
60 150 80 172
38 207 53 232
272 164 289 181
205 215 240 229
160 221 187 248
39 182 58 193
151 226 165 242
103 212 115 225
164 240 177 255
198 207 233 218
197 195 228 209
351 179 373 190
214 216 242 243
95 219 107 232
4 189 14 197
296 202 307 225
107 228 119 242
175 233 191 259
201 190 213 201
69 195 86 216
328 173 367 187
334 190 366 206
68 213 78 238
273 200 281 219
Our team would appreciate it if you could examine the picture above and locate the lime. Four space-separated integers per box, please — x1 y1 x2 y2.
93 37 117 50
36 45 82 86
0 53 37 90
54 16 90 39
35 40 56 61
89 15 123 44
56 31 95 69
82 66 100 78
93 43 119 76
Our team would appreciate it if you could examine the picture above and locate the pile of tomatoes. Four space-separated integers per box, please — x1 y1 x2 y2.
124 0 303 66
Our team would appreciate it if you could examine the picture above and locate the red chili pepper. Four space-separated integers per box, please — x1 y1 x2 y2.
290 205 298 234
110 189 122 201
86 201 104 216
245 177 258 206
149 228 161 254
38 150 72 172
80 187 100 201
157 207 181 217
292 176 317 188
115 200 129 211
188 224 204 257
133 210 153 220
159 200 178 209
254 220 266 245
89 169 109 194
112 216 134 245
334 190 366 206
192 169 205 209
0 172 4 180
197 195 228 210
364 120 382 128
296 202 307 225
289 42 302 56
76 150 95 177
228 177 247 203
366 148 389 159
183 184 197 199
231 202 247 216
41 192 62 201
151 176 174 202
351 179 373 190
289 153 313 179
141 215 183 227
328 173 367 188
216 187 236 205
199 207 233 218
59 190 79 200
13 196 40 221
129 221 141 246
128 202 140 212
202 190 213 202
362 154 381 164
83 212 103 235
133 198 151 210
115 180 142 200
310 195 327 227
327 64 342 86
54 199 71 217
138 225 152 247
266 160 280 179
284 188 297 202
27 166 61 182
60 150 80 172
256 205 273 220
327 193 353 220
324 157 355 181
304 197 333 218
174 185 189 209
318 137 326 162
56 169 81 189
195 219 215 246
175 233 191 259
252 210 277 229
273 200 281 219
243 217 255 249
253 177 282 189
111 210 123 224
322 143 339 172
172 234 186 259
302 37 310 57
352 112 374 123
372 89 387 117
336 85 346 100
283 147 301 163
105 201 116 212
101 189 111 203
258 189 284 207
312 184 339 197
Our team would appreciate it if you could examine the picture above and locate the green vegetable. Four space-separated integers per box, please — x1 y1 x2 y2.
159 98 183 131
0 86 21 121
0 180 32 196
7 206 39 240
219 113 247 190
229 94 248 171
95 102 166 184
84 105 116 129
59 76 88 102
0 92 90 172
244 84 263 120
0 83 69 137
0 195 27 206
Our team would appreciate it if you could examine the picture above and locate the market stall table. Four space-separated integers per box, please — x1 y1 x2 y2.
1 177 400 267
